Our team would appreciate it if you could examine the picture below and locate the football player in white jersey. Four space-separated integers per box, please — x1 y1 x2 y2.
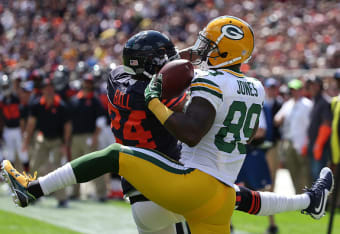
1 16 334 234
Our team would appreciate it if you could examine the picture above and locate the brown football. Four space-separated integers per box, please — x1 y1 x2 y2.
159 59 194 99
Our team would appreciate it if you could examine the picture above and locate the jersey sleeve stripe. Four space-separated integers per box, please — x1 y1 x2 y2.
222 69 245 78
190 83 222 95
192 78 220 88
190 86 223 100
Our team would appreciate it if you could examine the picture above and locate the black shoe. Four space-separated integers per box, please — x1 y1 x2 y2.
302 167 334 219
266 225 278 234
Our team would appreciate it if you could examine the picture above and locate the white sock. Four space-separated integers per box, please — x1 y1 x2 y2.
257 192 311 216
38 163 77 195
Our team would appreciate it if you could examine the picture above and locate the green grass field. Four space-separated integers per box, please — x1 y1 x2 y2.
0 210 79 234
232 209 340 234
0 192 339 234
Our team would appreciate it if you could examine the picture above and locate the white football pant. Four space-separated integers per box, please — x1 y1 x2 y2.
131 200 187 234
2 127 29 163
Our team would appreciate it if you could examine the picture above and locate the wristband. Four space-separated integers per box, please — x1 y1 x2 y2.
148 98 174 124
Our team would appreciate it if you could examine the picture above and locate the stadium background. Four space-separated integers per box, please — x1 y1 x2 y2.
1 0 340 233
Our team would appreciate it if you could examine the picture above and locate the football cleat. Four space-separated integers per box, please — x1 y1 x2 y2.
1 160 37 207
302 167 334 219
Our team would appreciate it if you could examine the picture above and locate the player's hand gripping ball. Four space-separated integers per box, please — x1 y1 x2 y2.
145 59 194 104
159 59 194 99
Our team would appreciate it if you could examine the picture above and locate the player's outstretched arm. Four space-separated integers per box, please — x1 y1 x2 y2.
163 97 215 147
145 73 215 147
178 47 199 62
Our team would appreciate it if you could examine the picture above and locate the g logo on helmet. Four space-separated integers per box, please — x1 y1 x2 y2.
221 24 244 40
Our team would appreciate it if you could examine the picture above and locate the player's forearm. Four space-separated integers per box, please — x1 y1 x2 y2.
179 47 193 60
179 47 199 62
149 97 214 147
164 112 204 147
148 98 200 146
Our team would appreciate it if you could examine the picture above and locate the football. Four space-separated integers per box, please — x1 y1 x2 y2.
159 59 194 99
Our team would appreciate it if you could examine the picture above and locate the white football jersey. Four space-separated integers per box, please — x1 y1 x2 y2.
180 68 265 186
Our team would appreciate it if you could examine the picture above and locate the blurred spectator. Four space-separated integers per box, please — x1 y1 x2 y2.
236 111 278 234
278 84 290 102
305 75 332 180
19 80 34 169
69 73 107 201
22 79 72 208
52 65 75 102
19 81 34 131
274 79 312 193
263 78 283 186
0 0 340 79
0 74 29 172
28 69 45 102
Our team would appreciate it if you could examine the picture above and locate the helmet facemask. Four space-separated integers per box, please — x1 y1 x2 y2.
124 48 180 79
143 51 170 79
191 31 226 67
145 47 180 77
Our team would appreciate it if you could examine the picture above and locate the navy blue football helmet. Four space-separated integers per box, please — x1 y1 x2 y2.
122 30 179 79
